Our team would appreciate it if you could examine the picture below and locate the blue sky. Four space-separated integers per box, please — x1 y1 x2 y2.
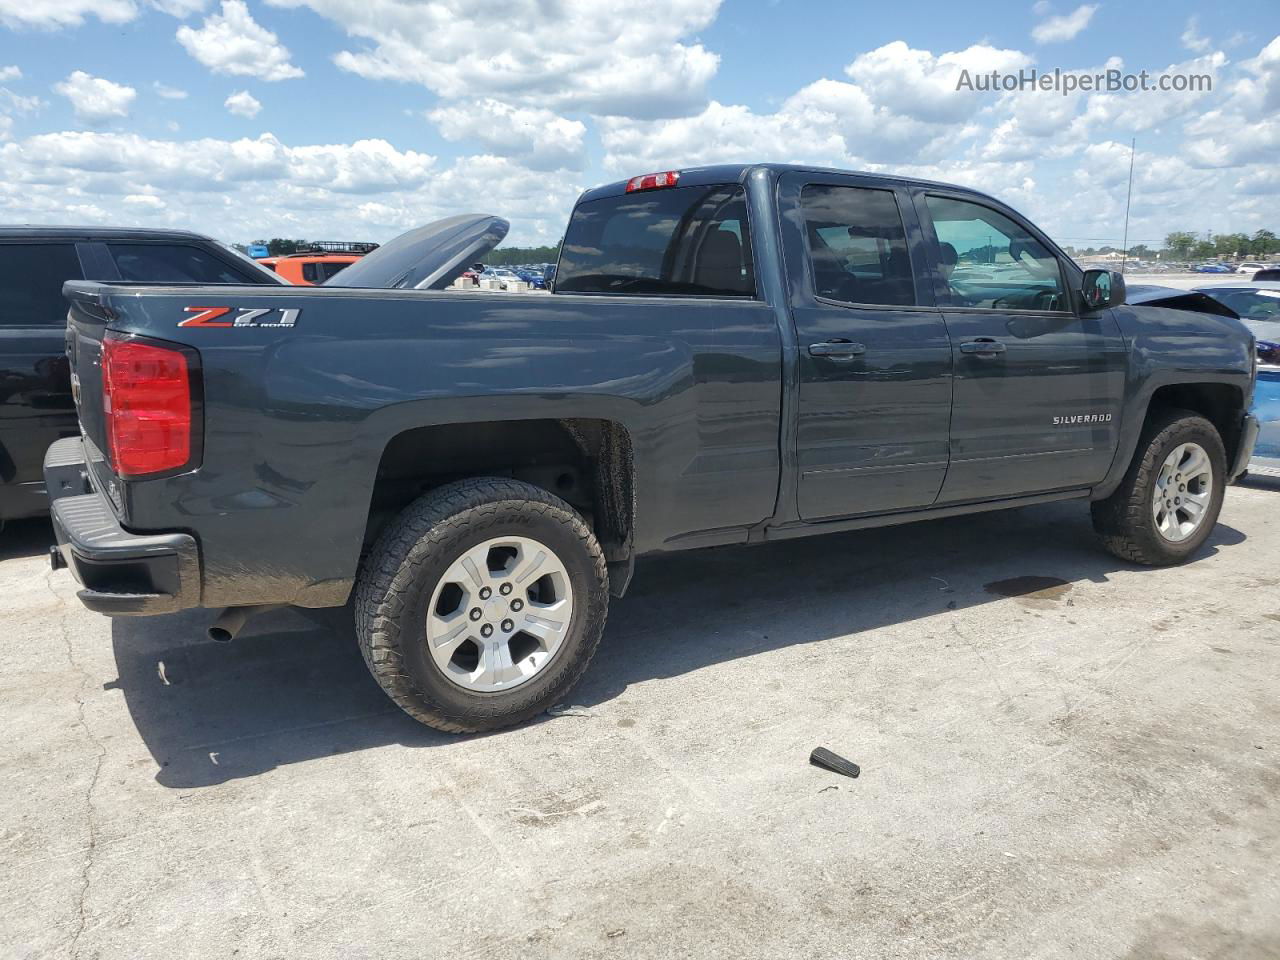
0 0 1276 247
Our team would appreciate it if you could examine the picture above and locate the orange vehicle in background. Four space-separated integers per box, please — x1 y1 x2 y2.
256 241 378 285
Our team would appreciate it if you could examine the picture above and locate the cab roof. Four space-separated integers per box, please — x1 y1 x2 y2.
575 163 1002 206
0 224 211 241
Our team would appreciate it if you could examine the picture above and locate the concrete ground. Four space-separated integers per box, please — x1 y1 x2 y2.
3 483 1279 960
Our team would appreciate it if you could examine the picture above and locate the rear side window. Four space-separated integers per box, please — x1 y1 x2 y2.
556 184 755 297
800 185 916 307
107 243 256 283
0 243 84 326
302 260 352 283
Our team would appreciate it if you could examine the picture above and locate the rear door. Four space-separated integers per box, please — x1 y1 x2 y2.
913 190 1127 502
0 241 85 509
778 172 954 522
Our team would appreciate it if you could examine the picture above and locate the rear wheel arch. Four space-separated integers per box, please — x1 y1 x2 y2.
362 417 635 582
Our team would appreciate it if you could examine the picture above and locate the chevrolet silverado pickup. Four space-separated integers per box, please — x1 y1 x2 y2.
46 164 1259 733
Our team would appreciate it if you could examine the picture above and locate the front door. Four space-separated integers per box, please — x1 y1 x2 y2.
778 173 954 522
914 191 1127 503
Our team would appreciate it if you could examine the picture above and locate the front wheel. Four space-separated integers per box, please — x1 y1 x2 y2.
355 478 608 733
1091 409 1226 565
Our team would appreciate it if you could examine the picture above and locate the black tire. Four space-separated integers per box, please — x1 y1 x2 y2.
1090 409 1226 565
355 477 608 733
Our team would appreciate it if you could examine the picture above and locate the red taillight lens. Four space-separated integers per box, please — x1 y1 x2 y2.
625 170 681 192
102 333 193 477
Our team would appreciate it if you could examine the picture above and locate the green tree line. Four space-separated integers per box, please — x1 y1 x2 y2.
1059 229 1278 261
1161 230 1277 261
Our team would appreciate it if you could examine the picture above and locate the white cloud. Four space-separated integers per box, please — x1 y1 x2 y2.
1067 51 1226 136
1031 3 1098 44
225 89 262 117
0 66 21 82
153 82 189 100
601 41 1033 172
844 41 1031 124
428 99 586 170
1181 16 1211 54
1233 34 1280 116
0 0 136 28
267 0 719 117
0 129 579 244
54 71 136 123
178 0 303 82
124 193 166 209
149 0 209 14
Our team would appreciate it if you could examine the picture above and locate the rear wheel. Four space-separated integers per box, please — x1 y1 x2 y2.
355 478 608 733
1091 410 1226 565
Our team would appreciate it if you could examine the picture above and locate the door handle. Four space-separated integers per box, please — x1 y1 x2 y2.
959 338 1006 356
808 340 867 360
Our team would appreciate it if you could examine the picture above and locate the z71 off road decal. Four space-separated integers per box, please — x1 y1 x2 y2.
179 306 300 329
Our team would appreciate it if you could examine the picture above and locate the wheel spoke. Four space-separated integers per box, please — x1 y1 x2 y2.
1180 447 1209 480
521 612 566 643
511 548 547 586
476 640 515 688
459 547 489 589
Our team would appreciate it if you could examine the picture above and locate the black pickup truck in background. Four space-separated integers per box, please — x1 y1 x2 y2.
46 164 1259 733
0 227 282 527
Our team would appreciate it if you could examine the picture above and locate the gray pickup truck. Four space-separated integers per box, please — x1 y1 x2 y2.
46 163 1258 733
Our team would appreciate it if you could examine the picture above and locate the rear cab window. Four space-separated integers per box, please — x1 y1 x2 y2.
555 184 755 297
107 243 258 284
0 243 85 326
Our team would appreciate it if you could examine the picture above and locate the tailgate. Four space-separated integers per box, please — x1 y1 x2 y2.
63 283 112 462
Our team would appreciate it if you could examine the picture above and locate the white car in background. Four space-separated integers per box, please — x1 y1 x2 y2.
1236 261 1268 274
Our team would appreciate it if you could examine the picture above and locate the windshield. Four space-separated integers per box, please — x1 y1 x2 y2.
1208 289 1280 320
556 184 755 297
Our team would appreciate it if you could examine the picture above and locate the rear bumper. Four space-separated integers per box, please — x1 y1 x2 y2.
44 437 200 616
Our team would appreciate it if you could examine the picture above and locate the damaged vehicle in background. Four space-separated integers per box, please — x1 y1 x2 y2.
1127 282 1279 476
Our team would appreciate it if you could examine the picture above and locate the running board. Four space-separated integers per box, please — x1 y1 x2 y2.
761 488 1092 542
1245 457 1280 480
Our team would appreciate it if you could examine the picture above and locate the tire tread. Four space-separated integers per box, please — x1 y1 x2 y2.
354 477 608 733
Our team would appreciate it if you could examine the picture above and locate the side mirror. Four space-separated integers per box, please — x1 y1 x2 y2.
1082 269 1125 311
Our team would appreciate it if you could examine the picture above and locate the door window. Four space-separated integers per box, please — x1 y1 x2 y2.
107 243 257 283
799 185 916 307
0 243 84 326
924 196 1067 312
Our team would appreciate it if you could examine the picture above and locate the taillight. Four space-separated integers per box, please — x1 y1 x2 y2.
101 333 196 478
625 170 681 192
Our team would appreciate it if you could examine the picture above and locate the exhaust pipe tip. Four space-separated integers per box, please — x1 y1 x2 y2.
207 604 281 643
207 625 235 644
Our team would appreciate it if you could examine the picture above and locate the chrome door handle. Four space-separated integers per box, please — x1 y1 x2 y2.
959 339 1006 356
808 340 867 360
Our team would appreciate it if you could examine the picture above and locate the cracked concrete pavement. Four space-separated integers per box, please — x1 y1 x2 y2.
3 483 1279 959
